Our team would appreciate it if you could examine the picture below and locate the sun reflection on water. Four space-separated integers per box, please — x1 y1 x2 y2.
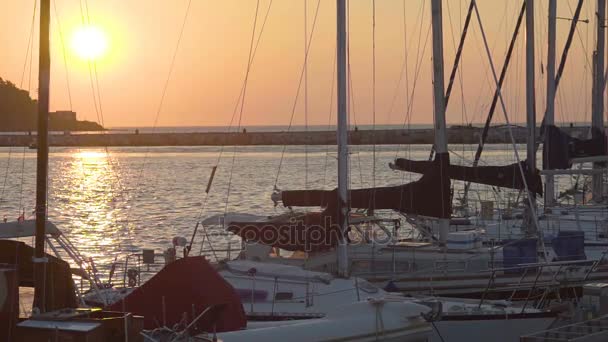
53 149 127 263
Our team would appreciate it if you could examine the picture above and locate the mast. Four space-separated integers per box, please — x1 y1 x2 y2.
526 0 538 235
430 0 449 244
592 0 606 202
336 0 349 277
33 0 51 313
545 0 557 207
463 1 526 203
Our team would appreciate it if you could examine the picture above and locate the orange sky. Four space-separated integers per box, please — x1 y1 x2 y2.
0 0 600 128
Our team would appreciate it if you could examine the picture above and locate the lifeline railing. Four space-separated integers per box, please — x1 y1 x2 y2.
476 259 603 311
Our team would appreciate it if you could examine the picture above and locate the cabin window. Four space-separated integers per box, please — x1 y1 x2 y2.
236 289 267 302
274 292 293 301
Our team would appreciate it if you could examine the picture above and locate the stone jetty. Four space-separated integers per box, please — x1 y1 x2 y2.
0 125 591 147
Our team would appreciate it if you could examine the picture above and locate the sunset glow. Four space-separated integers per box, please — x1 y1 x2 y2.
0 1 600 127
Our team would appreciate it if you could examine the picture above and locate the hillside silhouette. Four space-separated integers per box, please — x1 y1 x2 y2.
0 78 103 131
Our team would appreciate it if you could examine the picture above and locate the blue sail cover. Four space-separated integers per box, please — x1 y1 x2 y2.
552 231 586 261
502 239 538 274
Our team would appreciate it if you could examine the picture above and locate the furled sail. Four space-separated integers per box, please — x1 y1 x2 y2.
227 154 452 252
280 153 452 219
543 125 606 170
391 158 543 196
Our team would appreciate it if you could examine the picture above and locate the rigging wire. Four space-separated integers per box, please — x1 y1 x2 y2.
563 0 592 126
322 50 337 188
49 1 130 280
1 0 32 208
20 0 38 90
0 143 13 211
17 144 27 219
272 0 322 189
78 0 127 230
223 0 261 215
18 15 33 216
347 76 364 189
402 0 411 167
394 4 431 161
446 0 470 123
195 0 275 257
473 2 545 254
12 0 38 218
78 0 102 127
445 0 470 202
304 0 309 190
52 0 73 111
346 0 364 188
567 1 593 76
52 1 89 189
396 0 412 222
371 0 377 193
394 0 429 225
123 0 194 230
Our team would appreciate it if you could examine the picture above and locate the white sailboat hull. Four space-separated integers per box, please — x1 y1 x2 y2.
215 300 432 342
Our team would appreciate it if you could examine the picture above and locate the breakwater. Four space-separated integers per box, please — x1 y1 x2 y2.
0 126 590 147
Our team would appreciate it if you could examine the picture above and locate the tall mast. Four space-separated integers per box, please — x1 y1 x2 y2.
545 0 556 207
430 0 449 244
592 0 606 202
526 0 537 234
33 0 51 313
336 0 349 277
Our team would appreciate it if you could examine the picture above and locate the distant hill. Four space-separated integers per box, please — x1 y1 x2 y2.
0 78 103 131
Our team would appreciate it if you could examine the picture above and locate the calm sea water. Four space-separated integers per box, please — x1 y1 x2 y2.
0 144 575 272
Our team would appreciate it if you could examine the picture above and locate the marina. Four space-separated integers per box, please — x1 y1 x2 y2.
3 0 608 341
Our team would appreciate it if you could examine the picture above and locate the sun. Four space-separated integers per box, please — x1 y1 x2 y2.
71 26 109 61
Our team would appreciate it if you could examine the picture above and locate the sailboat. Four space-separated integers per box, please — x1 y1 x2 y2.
218 0 608 303
439 0 608 265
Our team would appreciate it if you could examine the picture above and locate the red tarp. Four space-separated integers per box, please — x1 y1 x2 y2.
108 256 246 333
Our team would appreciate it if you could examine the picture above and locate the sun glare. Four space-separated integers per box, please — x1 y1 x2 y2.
71 26 109 61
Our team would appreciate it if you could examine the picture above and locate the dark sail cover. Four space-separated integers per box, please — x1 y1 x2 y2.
543 125 606 170
228 211 342 252
228 154 451 252
392 158 543 196
280 153 452 219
